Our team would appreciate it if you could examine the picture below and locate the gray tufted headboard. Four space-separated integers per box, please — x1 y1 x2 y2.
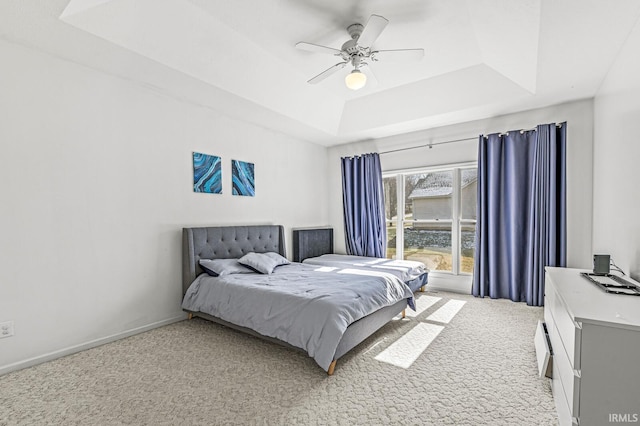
182 225 286 295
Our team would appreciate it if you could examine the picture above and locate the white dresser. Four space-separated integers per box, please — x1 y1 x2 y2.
544 267 640 426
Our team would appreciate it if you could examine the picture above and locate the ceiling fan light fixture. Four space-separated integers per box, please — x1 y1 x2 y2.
345 69 367 90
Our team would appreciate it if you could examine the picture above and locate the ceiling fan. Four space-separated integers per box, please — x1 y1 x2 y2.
296 14 424 90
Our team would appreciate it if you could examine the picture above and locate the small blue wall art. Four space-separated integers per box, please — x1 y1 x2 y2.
232 159 255 196
193 152 222 194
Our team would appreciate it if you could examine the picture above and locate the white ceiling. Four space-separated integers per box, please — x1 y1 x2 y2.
2 0 640 146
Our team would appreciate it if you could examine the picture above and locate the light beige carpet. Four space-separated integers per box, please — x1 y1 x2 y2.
0 292 557 425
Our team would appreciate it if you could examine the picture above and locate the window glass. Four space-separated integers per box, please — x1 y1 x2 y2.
459 168 477 274
386 221 397 260
405 171 454 220
460 168 478 220
460 223 476 274
384 165 476 275
403 221 453 272
383 176 398 259
383 176 397 221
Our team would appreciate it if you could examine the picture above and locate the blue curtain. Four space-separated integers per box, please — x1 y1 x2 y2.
341 153 387 257
473 123 566 306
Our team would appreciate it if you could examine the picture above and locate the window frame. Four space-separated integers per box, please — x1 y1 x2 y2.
383 161 477 276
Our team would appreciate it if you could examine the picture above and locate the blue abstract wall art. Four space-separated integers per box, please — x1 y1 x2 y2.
232 159 255 196
193 152 222 194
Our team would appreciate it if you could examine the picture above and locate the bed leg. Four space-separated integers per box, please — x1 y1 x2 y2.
327 360 337 376
420 286 425 292
187 313 193 320
402 309 406 319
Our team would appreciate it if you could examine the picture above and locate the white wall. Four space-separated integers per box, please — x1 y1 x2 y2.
593 19 640 281
327 100 594 281
0 40 328 372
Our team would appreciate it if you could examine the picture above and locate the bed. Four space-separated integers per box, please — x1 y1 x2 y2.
292 228 429 293
181 225 414 375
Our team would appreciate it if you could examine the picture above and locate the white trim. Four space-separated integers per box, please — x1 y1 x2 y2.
383 161 477 176
426 272 473 294
0 314 187 376
410 219 453 224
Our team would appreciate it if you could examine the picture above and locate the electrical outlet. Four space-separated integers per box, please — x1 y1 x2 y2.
0 321 14 338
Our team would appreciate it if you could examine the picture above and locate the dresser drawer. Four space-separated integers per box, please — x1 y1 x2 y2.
551 371 579 426
547 280 582 369
549 318 581 418
544 274 558 330
544 294 555 333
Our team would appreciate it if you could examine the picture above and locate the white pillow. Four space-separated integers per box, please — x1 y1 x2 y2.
264 252 290 266
238 252 279 274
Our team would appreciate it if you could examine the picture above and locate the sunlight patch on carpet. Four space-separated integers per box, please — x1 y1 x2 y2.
374 323 444 369
405 295 441 318
426 299 466 324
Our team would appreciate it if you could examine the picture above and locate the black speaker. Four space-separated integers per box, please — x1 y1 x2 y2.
593 254 610 275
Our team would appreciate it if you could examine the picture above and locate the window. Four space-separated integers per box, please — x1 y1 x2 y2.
384 165 477 274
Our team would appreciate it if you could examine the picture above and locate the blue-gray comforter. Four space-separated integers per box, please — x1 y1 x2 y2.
182 262 414 372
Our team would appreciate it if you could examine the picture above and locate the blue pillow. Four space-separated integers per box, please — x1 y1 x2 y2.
238 252 279 274
199 259 254 276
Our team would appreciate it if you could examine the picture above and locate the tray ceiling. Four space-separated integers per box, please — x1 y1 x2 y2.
2 0 640 145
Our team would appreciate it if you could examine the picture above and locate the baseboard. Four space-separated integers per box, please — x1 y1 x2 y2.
0 314 187 376
427 273 472 294
427 284 471 294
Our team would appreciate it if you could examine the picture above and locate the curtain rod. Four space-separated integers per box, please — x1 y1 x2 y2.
379 136 477 155
379 123 564 155
495 122 563 137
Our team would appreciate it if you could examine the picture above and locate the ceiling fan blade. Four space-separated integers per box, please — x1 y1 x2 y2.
308 62 347 84
372 48 425 62
360 64 378 88
296 42 342 55
357 14 389 48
